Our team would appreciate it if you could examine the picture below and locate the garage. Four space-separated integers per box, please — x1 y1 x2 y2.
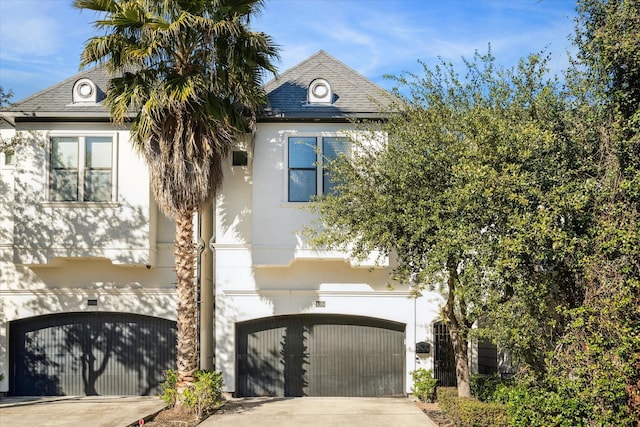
236 314 405 397
9 312 176 396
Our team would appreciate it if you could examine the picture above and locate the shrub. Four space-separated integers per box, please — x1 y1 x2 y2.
492 383 590 427
411 368 438 402
160 369 224 419
471 373 511 402
438 386 507 427
160 369 178 407
437 387 459 413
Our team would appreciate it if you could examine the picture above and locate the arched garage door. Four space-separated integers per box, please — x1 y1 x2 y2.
9 312 176 396
236 314 405 397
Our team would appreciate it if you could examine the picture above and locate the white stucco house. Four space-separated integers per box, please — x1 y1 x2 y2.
0 51 496 397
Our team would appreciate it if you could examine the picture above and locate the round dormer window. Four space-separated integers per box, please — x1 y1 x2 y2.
72 78 98 103
312 82 328 98
77 82 93 98
308 78 332 104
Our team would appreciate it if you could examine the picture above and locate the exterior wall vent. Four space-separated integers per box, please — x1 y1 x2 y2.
308 78 332 104
72 78 99 103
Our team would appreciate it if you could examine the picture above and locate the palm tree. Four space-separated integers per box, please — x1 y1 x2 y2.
74 0 278 397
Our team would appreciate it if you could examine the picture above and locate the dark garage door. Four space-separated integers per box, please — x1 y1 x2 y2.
236 314 405 397
9 312 176 396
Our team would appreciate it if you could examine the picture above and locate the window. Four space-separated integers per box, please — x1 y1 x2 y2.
50 135 114 202
3 151 15 166
287 136 350 202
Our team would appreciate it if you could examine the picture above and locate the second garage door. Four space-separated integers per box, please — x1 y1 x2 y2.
236 314 405 397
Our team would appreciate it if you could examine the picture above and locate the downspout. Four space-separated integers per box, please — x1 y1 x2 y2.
199 202 215 370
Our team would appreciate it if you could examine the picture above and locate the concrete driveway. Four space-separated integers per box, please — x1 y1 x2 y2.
200 397 437 427
0 395 165 427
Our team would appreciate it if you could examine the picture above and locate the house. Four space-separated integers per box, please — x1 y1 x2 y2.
0 51 496 397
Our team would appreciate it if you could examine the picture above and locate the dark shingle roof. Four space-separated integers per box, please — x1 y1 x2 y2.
3 67 112 124
1 50 395 125
262 50 394 120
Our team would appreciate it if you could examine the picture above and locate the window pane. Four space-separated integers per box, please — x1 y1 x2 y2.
4 151 15 165
323 137 351 161
289 137 317 168
86 137 112 168
51 137 78 168
289 170 316 202
323 137 351 194
84 170 112 202
51 170 79 201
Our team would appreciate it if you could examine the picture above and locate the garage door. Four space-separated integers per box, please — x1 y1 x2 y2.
9 312 176 396
236 314 405 397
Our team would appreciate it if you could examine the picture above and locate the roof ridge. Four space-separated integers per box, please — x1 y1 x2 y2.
262 50 327 88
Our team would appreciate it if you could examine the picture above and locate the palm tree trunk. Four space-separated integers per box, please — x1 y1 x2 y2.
174 210 198 398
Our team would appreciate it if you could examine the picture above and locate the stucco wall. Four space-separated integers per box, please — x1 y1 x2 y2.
213 122 447 394
11 123 155 266
0 125 178 393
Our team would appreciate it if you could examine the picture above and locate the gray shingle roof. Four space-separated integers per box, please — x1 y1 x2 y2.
3 67 112 123
263 50 394 120
2 50 394 124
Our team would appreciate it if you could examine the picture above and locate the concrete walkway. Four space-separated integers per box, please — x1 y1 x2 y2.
200 397 437 427
0 395 166 427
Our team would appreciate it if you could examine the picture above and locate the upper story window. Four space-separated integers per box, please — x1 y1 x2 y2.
3 151 15 166
287 135 350 202
50 135 115 202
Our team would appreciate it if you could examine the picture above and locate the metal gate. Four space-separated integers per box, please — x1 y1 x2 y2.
9 312 176 396
236 314 405 397
433 321 456 387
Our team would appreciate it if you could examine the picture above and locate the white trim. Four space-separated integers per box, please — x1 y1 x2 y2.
46 131 118 204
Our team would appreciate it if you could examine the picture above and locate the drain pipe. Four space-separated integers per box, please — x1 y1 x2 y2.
199 202 215 370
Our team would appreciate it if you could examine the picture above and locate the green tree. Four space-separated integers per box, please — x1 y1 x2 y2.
74 0 278 402
540 0 640 423
307 51 588 397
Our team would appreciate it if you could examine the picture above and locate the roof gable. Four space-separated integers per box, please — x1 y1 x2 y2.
262 50 394 120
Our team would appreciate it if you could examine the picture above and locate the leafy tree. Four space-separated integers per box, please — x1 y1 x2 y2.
307 51 588 397
539 0 640 423
74 0 278 402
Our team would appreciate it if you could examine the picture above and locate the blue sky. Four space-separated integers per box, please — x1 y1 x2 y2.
0 0 578 102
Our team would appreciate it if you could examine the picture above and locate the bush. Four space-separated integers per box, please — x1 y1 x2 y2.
437 387 459 413
160 369 224 419
411 368 438 402
492 383 590 427
160 369 179 407
471 374 511 402
437 386 508 427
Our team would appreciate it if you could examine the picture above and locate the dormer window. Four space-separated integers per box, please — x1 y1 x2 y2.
72 78 99 104
308 79 332 104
